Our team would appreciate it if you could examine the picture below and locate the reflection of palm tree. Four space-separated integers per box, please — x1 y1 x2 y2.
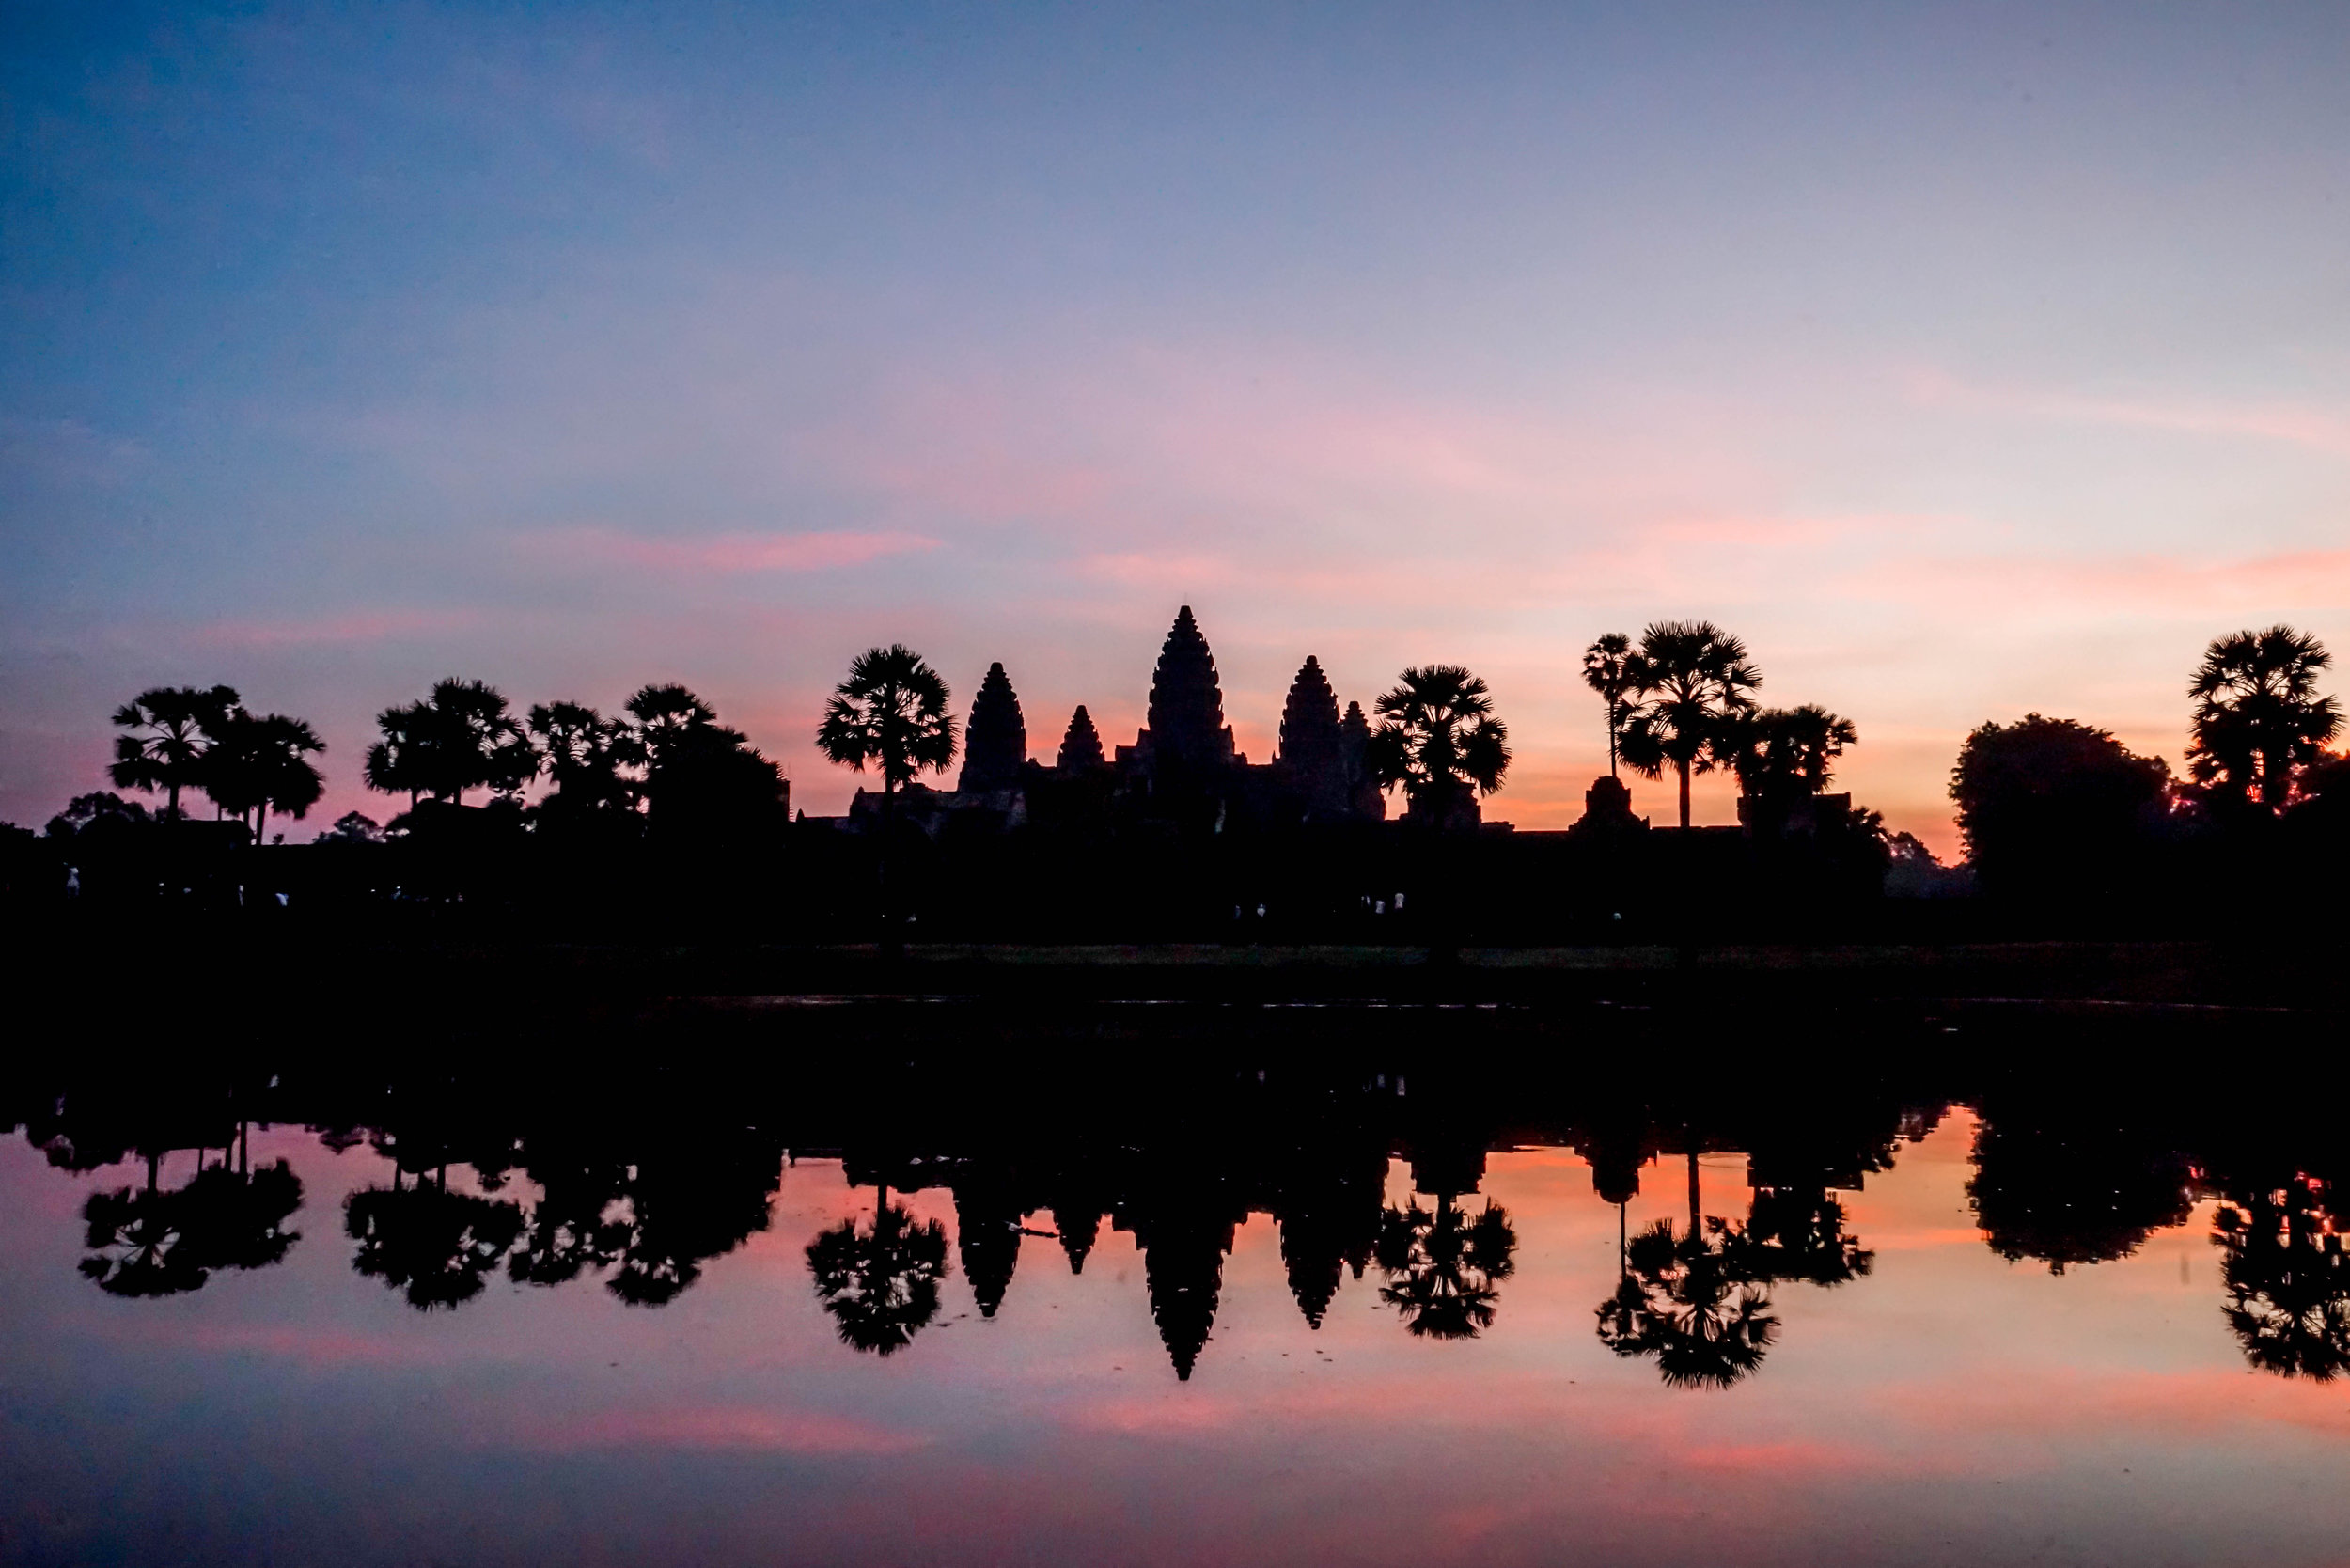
80 1152 207 1296
344 1167 525 1311
1372 1195 1518 1340
2214 1180 2350 1381
806 1189 951 1356
1594 1149 1779 1388
178 1158 304 1273
1742 1187 1873 1287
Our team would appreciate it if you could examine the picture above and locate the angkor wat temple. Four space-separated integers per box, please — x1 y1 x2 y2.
840 606 1393 839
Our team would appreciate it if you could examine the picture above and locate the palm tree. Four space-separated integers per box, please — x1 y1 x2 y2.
1619 620 1762 828
527 700 642 819
203 713 326 843
2188 625 2342 810
816 647 958 797
805 1185 952 1356
1365 665 1511 829
363 678 538 808
817 647 956 947
79 1152 209 1297
1372 1194 1518 1339
1580 633 1643 778
109 685 243 823
1713 704 1857 805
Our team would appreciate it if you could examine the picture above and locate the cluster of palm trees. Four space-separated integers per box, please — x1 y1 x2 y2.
1580 621 1859 829
357 676 785 828
108 686 326 843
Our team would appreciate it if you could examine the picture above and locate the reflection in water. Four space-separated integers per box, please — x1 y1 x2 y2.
2214 1175 2350 1381
346 1169 525 1311
14 1008 2350 1399
807 1185 952 1356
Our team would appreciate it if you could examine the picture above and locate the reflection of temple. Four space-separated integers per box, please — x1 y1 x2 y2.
840 605 1387 839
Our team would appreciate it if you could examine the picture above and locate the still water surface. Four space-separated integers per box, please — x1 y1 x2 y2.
4 1033 2347 1567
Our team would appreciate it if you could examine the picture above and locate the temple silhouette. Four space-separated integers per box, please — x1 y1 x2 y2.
842 606 1392 841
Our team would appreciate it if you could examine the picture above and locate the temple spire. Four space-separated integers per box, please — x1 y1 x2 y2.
1277 655 1346 812
957 662 1027 792
1140 605 1235 772
1057 705 1105 771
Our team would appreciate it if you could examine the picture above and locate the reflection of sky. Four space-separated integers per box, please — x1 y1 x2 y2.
5 7 2350 853
8 1114 2350 1566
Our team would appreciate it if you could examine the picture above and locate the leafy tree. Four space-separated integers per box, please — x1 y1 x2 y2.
363 678 538 808
203 713 326 843
1372 1195 1517 1340
1365 665 1511 829
1619 621 1761 828
806 1189 951 1356
109 685 242 822
2187 625 2341 811
1949 715 2171 897
314 810 384 844
625 684 786 835
178 1158 305 1275
1580 633 1642 779
815 646 958 798
46 792 149 839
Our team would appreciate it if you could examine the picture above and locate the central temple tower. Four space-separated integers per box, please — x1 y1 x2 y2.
1129 605 1238 773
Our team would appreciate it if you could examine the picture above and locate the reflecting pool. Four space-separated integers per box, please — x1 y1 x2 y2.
5 1002 2347 1566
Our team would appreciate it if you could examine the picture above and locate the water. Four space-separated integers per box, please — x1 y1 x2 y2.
4 1003 2345 1566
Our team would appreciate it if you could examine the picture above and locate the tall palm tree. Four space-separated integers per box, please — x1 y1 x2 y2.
815 647 958 797
1580 633 1643 779
1620 620 1762 828
2188 625 2342 810
817 647 957 947
109 685 243 823
1365 665 1511 829
203 713 326 843
527 700 642 818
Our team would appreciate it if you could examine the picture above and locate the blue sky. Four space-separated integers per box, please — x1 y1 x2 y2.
6 2 2347 845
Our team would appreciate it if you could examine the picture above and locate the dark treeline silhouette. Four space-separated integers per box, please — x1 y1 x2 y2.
6 611 2345 949
9 997 2347 1386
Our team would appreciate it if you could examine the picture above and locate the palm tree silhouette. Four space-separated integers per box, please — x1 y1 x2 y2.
1618 621 1762 828
344 1165 525 1311
1714 705 1856 801
1594 1147 1779 1388
2213 1179 2350 1381
109 685 242 823
363 678 539 809
79 1151 208 1297
1580 633 1642 779
1365 665 1511 829
203 713 326 843
815 646 957 948
2188 626 2342 811
527 700 642 820
1371 1194 1518 1340
806 1186 952 1356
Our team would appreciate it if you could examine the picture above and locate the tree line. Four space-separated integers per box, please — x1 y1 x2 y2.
31 619 2345 902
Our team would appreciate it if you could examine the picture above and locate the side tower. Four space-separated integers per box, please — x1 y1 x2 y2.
957 662 1028 793
1276 655 1348 815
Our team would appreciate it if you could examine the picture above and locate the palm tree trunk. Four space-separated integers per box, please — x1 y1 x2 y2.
146 1152 159 1195
1678 760 1692 828
879 777 901 964
1687 1146 1701 1235
255 801 268 845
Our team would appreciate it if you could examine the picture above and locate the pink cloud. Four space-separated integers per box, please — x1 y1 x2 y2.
531 1405 934 1454
1841 547 2350 616
1907 369 2350 456
544 526 942 573
196 607 477 648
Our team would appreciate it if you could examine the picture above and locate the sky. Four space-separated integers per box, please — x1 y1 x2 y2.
5 1 2348 852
